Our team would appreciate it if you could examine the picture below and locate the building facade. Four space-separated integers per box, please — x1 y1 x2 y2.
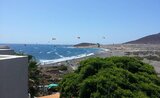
0 46 28 98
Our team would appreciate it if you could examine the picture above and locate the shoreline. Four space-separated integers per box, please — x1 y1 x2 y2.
38 47 111 69
39 53 95 66
39 44 160 75
38 44 133 68
38 44 160 85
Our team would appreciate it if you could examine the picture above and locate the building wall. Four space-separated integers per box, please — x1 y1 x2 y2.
0 56 28 98
0 49 15 55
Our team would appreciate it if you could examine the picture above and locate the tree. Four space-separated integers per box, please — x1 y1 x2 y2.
28 55 41 97
60 57 160 98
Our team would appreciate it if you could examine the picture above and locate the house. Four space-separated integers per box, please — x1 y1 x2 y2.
0 45 15 55
0 46 28 98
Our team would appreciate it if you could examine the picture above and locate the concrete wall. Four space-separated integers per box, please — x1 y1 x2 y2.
0 55 28 98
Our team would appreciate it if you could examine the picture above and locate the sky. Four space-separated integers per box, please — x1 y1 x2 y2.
0 0 160 44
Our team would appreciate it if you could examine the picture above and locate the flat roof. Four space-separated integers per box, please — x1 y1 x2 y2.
0 49 13 51
0 45 10 49
0 55 27 60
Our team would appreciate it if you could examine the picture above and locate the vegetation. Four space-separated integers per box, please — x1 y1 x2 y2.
58 65 68 71
28 55 42 97
47 64 68 71
16 53 41 97
28 55 52 97
60 57 160 98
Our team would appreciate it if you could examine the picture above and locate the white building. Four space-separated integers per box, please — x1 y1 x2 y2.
0 45 15 55
0 49 15 55
0 46 28 98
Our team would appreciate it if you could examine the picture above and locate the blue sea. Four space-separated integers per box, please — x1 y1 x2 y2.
6 44 101 64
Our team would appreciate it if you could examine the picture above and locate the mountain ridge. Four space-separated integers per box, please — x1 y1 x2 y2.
125 33 160 44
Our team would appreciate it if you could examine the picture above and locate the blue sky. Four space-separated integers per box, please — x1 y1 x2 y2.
0 0 160 44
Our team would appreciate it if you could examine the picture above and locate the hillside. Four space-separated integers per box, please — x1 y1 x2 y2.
73 43 96 47
125 33 160 44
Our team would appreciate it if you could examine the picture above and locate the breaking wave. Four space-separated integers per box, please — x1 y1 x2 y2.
40 53 94 65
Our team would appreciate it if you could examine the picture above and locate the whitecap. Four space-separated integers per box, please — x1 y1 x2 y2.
55 52 64 58
101 48 109 52
47 51 53 54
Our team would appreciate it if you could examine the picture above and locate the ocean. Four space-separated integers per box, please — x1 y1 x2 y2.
7 44 101 64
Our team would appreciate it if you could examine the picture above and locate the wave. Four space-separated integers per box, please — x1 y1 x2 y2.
40 53 94 65
101 48 109 52
47 51 53 54
55 52 64 58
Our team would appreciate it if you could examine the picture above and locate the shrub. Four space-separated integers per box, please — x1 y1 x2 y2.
58 65 68 71
60 57 160 98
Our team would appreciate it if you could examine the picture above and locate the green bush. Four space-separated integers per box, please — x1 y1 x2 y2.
58 65 68 71
28 55 41 97
60 57 160 98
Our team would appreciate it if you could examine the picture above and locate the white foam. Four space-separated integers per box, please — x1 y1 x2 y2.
55 52 64 58
59 54 64 58
47 51 53 54
40 53 94 65
101 48 109 52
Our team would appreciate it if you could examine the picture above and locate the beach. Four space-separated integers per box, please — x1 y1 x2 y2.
39 44 160 77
